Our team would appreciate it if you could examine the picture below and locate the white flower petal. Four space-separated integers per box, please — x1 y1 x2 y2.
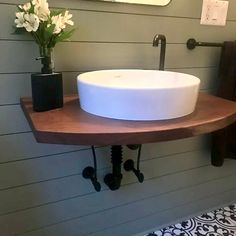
62 11 74 26
66 20 74 26
23 22 32 32
15 12 25 28
22 3 31 11
34 0 50 21
23 13 39 32
53 26 62 34
32 0 41 5
52 14 66 32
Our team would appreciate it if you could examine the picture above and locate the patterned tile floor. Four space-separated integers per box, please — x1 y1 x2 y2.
145 204 236 236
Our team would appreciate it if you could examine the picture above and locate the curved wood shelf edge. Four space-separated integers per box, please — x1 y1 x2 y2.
20 92 236 145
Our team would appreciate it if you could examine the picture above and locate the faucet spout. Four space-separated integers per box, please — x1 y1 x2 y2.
153 34 166 70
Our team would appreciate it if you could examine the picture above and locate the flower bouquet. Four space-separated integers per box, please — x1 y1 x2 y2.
14 0 75 111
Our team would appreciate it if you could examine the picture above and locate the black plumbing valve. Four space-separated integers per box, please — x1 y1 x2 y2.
82 166 101 192
124 159 144 183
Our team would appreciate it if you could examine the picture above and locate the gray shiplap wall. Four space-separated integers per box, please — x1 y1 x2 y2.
1 0 236 235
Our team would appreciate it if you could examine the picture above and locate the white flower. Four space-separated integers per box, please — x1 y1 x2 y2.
52 14 66 34
19 2 31 12
62 11 74 26
53 26 62 34
51 11 74 34
15 12 25 28
32 0 40 5
23 13 40 32
51 15 61 34
33 0 50 21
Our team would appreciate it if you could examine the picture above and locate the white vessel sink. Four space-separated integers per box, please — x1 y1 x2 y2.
77 69 200 121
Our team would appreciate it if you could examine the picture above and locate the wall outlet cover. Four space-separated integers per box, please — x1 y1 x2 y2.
200 0 229 26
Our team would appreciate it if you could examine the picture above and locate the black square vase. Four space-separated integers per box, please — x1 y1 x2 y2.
31 72 63 112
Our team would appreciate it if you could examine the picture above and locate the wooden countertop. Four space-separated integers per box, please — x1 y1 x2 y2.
20 92 236 145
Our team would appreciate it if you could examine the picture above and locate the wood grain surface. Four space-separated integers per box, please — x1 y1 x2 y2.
20 92 236 145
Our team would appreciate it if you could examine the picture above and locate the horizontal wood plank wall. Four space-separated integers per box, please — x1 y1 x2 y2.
0 0 236 235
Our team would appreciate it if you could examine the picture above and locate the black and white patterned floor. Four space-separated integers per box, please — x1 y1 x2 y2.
145 204 236 236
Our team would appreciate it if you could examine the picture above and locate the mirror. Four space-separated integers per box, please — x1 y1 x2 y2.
97 0 171 6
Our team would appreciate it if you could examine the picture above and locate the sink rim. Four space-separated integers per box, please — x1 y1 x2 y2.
77 69 200 90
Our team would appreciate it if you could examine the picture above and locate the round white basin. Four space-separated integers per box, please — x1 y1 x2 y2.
77 69 200 121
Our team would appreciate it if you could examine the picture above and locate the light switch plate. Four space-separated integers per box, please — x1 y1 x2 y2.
200 0 229 26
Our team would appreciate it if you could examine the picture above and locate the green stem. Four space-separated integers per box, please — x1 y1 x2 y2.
39 46 53 74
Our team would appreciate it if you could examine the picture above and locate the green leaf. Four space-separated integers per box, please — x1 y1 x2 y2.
45 24 55 35
50 9 65 17
12 26 27 35
28 4 35 14
55 28 76 43
44 25 54 45
16 5 23 11
31 32 41 45
48 35 57 48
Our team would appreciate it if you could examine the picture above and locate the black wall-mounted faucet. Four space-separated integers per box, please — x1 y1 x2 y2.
153 34 166 71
